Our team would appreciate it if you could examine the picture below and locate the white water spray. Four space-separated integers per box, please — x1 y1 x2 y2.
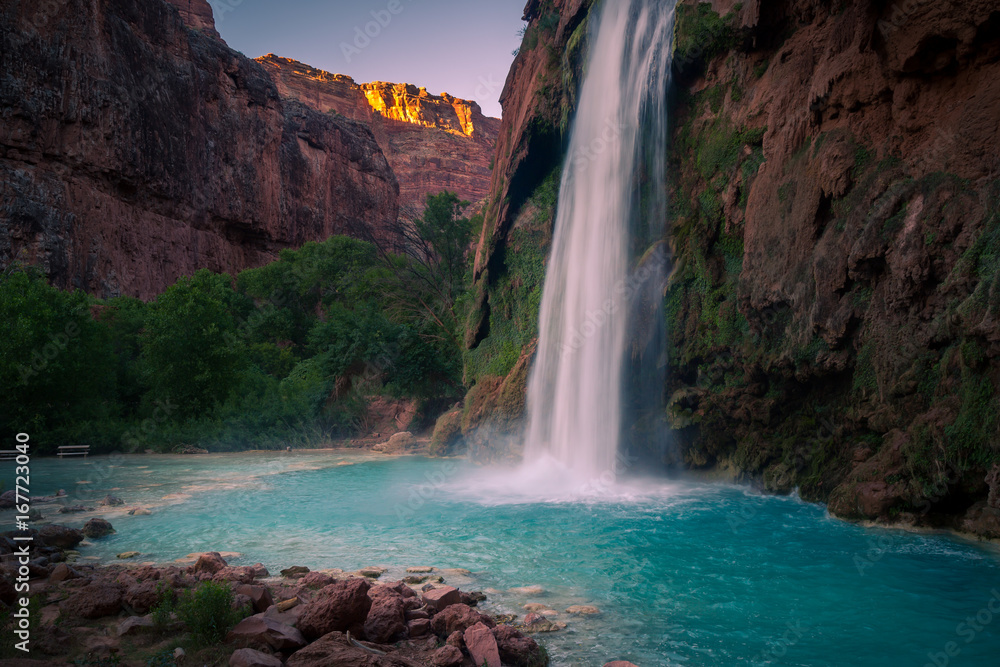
522 0 675 486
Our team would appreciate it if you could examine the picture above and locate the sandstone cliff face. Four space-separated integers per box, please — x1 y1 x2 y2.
0 0 398 299
664 0 1000 536
256 55 501 221
456 0 596 458
163 0 222 40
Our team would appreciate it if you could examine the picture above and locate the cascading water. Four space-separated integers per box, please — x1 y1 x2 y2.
522 0 675 485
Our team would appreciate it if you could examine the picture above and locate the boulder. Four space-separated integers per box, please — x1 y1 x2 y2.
407 617 430 637
430 645 464 667
251 563 269 579
59 583 123 619
0 575 16 606
300 571 336 589
226 615 307 651
48 563 82 583
297 578 372 640
422 585 461 612
430 604 495 637
117 552 141 559
37 525 84 549
124 580 162 615
235 584 274 613
82 518 115 539
364 588 406 643
230 648 283 667
461 590 487 607
493 625 545 667
404 574 443 584
406 566 435 573
117 615 155 636
285 632 395 667
0 490 16 509
214 566 257 585
58 505 93 514
280 565 310 578
128 507 152 516
100 495 125 506
192 552 228 575
465 622 501 667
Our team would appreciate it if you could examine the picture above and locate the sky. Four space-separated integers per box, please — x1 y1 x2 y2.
210 0 527 117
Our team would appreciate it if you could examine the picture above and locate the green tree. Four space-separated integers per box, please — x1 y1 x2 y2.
379 191 476 345
141 269 246 420
0 268 116 446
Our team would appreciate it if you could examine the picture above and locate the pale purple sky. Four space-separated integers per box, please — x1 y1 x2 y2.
210 0 526 117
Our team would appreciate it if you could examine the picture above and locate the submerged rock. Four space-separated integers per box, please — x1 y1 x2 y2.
521 612 566 633
566 604 601 615
38 525 84 549
82 518 115 539
100 495 124 506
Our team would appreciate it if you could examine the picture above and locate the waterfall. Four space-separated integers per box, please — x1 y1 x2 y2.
522 0 675 485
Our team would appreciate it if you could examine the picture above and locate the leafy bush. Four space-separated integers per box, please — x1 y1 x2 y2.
176 581 248 645
150 581 176 632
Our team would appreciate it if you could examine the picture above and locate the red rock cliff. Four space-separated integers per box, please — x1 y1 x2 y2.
0 0 398 299
163 0 222 40
256 55 501 221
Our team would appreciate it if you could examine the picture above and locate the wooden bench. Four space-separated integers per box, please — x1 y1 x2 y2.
57 445 90 458
0 451 17 461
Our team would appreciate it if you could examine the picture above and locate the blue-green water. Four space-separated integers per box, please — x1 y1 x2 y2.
6 452 1000 666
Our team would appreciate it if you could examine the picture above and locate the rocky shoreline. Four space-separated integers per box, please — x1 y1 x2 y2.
0 525 633 667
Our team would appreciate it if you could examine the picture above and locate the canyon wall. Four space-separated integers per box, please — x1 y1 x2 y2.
665 0 1000 536
0 0 398 299
459 0 1000 536
256 55 501 221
